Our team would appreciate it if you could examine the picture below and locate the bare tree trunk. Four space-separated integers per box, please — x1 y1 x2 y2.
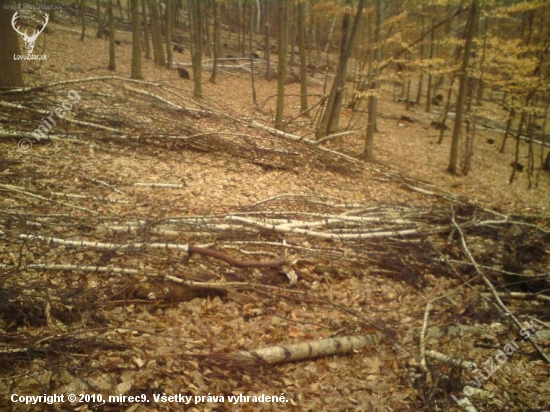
509 112 526 184
150 0 165 66
323 13 337 69
189 0 203 98
96 0 103 38
116 0 124 20
461 78 476 176
235 0 242 54
141 0 151 59
463 24 487 176
131 0 142 79
348 15 371 111
80 0 86 41
426 17 436 113
307 4 313 65
416 75 424 105
210 0 221 84
543 151 550 171
264 0 271 81
362 0 382 160
317 0 365 139
255 0 260 33
406 70 412 110
448 0 478 174
526 114 535 188
500 105 515 152
289 13 296 67
536 102 549 186
437 76 456 145
241 0 247 55
416 14 425 105
165 0 173 69
108 1 116 70
274 0 287 130
325 1 351 134
249 0 257 106
204 3 211 58
297 0 309 115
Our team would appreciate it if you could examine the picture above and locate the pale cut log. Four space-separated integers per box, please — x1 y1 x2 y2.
236 335 377 364
426 350 477 371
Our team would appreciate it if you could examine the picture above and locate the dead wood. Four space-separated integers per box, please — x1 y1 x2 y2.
0 75 160 95
425 349 476 372
450 207 550 364
234 335 377 365
188 245 288 268
1 64 548 411
480 291 550 303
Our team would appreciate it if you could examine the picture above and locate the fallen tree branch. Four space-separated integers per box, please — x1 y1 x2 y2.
450 207 550 364
0 184 98 214
0 100 125 134
18 234 191 251
16 234 290 269
314 130 357 145
419 302 432 374
425 350 477 371
0 75 159 95
188 245 289 268
0 263 144 275
249 120 361 163
283 93 328 124
234 335 377 365
133 182 187 189
480 291 550 303
226 214 449 240
123 85 208 118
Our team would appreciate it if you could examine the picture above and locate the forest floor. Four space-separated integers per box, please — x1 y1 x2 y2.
0 18 549 412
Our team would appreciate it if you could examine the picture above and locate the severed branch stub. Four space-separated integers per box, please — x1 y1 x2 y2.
187 245 289 268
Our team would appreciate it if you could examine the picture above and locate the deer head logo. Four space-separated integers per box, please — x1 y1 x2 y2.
11 11 49 54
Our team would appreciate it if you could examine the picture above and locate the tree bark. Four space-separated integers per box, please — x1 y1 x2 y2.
317 0 365 139
426 17 436 113
131 0 142 79
264 0 271 81
362 0 382 160
164 0 173 69
447 0 478 174
249 0 257 105
96 0 103 38
150 0 165 66
297 0 309 115
141 0 151 59
80 0 86 41
210 0 221 83
274 0 287 130
189 0 203 98
108 1 116 71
